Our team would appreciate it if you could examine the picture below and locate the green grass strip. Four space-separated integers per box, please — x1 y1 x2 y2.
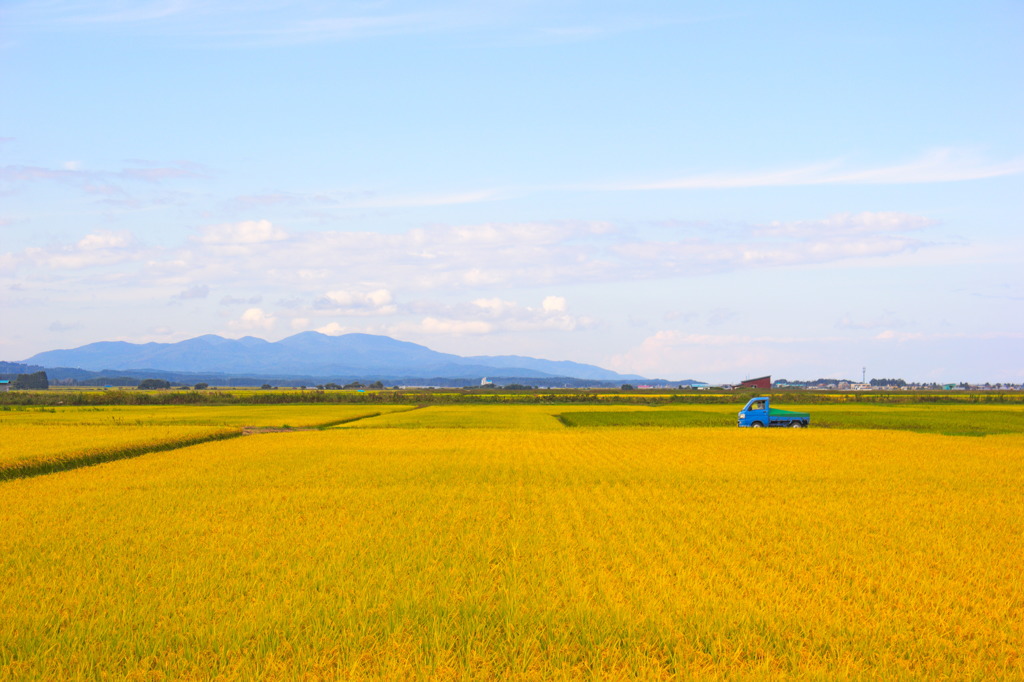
557 410 731 428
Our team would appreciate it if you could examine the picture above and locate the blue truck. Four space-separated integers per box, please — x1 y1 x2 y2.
737 396 810 428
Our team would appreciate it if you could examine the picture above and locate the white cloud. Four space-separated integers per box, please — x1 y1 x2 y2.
2 214 945 335
23 230 140 269
317 288 396 315
198 219 288 245
873 330 1024 343
611 211 934 274
419 317 494 335
316 322 349 336
77 230 133 250
756 212 935 238
447 296 589 333
472 298 516 315
229 307 276 331
542 295 567 313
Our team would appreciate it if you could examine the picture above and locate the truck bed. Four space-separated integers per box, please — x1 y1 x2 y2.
769 407 810 419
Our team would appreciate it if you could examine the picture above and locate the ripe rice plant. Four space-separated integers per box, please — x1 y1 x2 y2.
0 404 411 428
337 404 568 429
0 424 238 480
1 423 1021 678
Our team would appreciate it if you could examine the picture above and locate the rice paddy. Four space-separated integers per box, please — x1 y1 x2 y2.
1 401 1021 678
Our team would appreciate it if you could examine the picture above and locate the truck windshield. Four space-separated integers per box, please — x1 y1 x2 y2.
750 401 766 410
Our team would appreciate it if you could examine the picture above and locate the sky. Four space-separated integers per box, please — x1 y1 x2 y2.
2 0 1022 383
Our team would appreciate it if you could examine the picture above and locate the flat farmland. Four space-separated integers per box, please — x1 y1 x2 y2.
1 404 1022 678
0 405 414 480
0 404 414 428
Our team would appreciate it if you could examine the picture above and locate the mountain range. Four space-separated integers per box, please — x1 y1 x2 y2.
19 332 656 384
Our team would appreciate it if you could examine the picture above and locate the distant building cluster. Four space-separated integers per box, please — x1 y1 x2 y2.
771 377 1023 391
701 375 1024 391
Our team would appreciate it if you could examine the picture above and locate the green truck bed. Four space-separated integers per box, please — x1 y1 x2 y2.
769 407 811 419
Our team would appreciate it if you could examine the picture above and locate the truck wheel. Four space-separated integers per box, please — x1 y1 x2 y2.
790 422 804 428
751 422 764 428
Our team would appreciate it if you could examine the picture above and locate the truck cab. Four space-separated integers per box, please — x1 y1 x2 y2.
737 396 809 428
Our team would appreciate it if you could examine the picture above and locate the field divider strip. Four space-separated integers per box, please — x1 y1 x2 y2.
317 405 431 429
314 411 387 429
0 430 244 483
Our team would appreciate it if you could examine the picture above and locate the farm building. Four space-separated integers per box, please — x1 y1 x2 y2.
0 379 10 392
739 376 771 389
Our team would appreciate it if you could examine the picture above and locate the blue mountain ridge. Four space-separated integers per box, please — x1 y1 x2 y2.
21 332 652 382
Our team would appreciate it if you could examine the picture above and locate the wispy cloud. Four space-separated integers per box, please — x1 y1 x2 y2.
0 209 990 365
5 213 937 298
197 219 288 245
5 0 711 48
22 230 143 270
375 294 593 338
230 187 505 214
603 149 1024 191
62 0 191 25
6 1 535 46
0 160 204 193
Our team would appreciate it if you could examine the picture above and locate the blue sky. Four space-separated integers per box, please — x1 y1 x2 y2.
2 0 1022 382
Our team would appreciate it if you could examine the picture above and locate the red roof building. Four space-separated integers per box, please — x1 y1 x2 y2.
739 375 771 389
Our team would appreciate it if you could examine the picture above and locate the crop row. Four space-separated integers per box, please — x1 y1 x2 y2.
1 427 1021 678
0 425 241 480
0 406 412 480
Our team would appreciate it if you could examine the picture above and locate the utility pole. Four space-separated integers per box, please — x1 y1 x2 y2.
862 366 866 383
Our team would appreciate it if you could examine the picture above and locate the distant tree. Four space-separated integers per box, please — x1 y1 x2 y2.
261 383 273 390
323 383 341 390
370 381 384 389
13 371 49 390
138 379 171 390
620 384 635 391
343 382 364 390
194 383 209 390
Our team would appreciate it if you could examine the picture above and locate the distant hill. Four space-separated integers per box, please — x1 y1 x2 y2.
20 332 665 384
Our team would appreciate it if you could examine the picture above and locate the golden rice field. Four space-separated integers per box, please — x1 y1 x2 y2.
0 405 413 479
0 424 238 480
1 405 1022 679
0 404 413 428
